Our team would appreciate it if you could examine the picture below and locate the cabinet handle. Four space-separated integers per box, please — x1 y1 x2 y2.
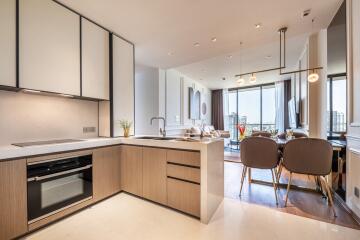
27 164 92 182
167 176 200 185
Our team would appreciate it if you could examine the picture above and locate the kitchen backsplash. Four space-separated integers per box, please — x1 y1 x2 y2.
0 90 99 145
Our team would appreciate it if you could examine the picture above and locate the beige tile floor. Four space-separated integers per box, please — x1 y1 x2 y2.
23 193 360 240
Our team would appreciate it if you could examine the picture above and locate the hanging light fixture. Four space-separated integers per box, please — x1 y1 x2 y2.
236 42 245 85
308 69 319 82
234 25 323 80
237 78 245 85
249 73 257 83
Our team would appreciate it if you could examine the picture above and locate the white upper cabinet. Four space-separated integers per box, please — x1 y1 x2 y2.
0 0 16 87
19 0 80 95
81 18 109 100
113 35 135 136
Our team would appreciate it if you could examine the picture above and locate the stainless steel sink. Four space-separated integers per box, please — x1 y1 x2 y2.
135 136 179 141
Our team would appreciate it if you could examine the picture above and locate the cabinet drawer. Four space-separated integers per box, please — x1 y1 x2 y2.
166 150 200 167
167 163 200 184
167 177 200 217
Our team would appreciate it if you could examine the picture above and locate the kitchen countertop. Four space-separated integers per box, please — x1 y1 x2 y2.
0 136 223 161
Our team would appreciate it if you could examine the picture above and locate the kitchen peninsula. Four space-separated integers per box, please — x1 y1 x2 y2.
0 136 224 240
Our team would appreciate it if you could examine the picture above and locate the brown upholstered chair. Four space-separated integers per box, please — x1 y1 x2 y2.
282 138 336 216
277 131 308 139
276 132 308 183
251 131 271 138
240 137 279 204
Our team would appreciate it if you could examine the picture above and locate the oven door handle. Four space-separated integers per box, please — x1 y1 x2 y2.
27 164 92 182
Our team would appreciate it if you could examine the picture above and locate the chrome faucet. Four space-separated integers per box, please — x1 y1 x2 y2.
150 117 166 137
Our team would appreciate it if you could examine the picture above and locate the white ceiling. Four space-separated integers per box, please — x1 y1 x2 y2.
58 0 342 89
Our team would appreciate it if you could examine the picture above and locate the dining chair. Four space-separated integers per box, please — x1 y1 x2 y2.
240 137 279 204
282 138 336 217
251 131 271 138
276 132 308 183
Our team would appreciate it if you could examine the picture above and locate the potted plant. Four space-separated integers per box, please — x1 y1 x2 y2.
118 120 132 137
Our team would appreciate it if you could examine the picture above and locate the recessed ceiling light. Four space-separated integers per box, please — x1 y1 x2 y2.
168 52 174 56
194 42 200 47
211 37 217 42
255 23 262 29
227 55 233 59
265 55 272 59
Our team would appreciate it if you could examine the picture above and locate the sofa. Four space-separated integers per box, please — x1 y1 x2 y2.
185 125 230 138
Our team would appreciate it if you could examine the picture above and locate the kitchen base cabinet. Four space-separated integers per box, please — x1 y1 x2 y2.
93 146 121 202
167 178 200 217
142 147 167 205
120 145 143 197
0 159 28 240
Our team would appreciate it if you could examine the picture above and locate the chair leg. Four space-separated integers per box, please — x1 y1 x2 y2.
276 163 283 188
248 167 252 183
271 169 279 205
320 176 337 218
239 166 247 196
285 172 292 207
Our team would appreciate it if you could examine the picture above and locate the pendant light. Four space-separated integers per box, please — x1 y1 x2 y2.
308 69 319 82
249 73 257 84
237 42 245 85
307 19 320 83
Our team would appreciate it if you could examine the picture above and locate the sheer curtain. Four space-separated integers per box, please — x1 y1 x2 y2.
223 89 229 131
275 81 285 133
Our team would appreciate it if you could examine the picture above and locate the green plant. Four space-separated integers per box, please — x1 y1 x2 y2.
118 120 132 130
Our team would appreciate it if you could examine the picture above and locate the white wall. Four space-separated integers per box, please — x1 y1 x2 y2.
162 69 212 136
134 66 212 136
0 91 98 145
346 0 360 218
135 64 160 135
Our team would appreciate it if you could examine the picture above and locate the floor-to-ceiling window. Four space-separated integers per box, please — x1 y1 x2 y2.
327 74 347 139
227 84 276 140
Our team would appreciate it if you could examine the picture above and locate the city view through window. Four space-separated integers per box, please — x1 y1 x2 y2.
327 75 347 138
226 85 276 140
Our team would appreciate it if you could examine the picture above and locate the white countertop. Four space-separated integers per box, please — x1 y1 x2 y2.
0 136 223 161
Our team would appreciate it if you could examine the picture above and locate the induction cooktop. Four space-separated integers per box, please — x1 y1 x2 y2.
12 139 85 147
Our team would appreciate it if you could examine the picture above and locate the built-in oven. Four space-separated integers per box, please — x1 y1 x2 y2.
27 153 93 223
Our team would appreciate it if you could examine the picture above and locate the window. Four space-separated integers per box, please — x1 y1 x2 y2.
238 87 261 132
327 74 347 139
261 86 276 131
226 84 276 140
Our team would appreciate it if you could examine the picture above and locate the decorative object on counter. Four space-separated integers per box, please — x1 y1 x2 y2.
286 129 294 140
118 120 132 137
237 124 246 140
270 129 279 139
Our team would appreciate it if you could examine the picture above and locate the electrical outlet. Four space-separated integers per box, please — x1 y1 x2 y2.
83 127 96 133
355 187 360 198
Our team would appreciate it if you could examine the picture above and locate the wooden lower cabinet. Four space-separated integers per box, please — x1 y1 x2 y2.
120 145 143 196
93 146 122 202
142 147 167 205
167 177 200 217
0 159 28 240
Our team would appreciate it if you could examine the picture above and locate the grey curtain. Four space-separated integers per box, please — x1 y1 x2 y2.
211 89 224 130
283 80 292 130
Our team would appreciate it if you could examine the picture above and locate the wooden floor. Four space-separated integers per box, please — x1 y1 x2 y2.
224 151 360 230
